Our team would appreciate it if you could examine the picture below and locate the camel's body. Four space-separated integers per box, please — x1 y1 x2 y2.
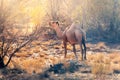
63 23 86 44
49 21 86 60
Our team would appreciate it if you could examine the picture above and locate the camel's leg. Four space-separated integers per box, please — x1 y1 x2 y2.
79 43 83 60
75 31 84 60
72 44 78 60
82 40 87 60
63 41 67 58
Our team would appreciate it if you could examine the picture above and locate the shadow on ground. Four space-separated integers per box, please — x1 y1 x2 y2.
0 61 91 80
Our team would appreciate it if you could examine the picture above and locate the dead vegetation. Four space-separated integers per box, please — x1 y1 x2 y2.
0 0 120 80
0 39 120 80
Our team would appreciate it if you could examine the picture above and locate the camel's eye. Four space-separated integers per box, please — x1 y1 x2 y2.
56 22 58 24
56 22 59 25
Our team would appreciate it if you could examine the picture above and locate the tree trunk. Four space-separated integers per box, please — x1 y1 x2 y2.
0 56 5 68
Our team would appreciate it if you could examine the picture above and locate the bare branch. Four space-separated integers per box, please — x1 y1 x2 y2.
5 38 32 67
2 39 12 59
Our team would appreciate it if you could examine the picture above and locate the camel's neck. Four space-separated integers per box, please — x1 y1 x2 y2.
53 25 63 39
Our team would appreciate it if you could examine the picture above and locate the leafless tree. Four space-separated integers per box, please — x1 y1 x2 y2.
0 0 41 68
0 25 41 68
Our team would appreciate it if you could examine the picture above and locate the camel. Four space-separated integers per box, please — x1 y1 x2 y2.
49 21 86 60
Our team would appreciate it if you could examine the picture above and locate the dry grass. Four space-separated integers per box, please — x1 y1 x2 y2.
96 42 107 49
87 52 120 76
40 45 48 51
15 51 32 57
10 57 48 74
20 58 46 73
89 53 111 75
53 45 61 49
92 62 112 75
11 50 119 75
4 40 120 79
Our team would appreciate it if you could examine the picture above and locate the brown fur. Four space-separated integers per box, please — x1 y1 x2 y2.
49 21 86 60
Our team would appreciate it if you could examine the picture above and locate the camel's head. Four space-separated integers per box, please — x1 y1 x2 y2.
49 21 59 29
